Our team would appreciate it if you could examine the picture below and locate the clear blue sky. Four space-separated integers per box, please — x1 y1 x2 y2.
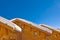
0 0 60 28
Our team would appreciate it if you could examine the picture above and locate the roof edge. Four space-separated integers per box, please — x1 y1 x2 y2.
11 18 52 34
40 24 60 32
0 16 22 32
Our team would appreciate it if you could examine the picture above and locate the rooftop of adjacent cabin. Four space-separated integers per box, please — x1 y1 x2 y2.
0 16 22 32
39 24 60 32
0 16 60 34
11 18 53 34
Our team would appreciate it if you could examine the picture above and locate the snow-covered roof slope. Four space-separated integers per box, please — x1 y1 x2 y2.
11 18 52 34
39 24 60 32
0 16 22 32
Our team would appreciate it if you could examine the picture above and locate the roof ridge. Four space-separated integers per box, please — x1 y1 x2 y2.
0 16 22 32
40 24 60 32
11 18 52 34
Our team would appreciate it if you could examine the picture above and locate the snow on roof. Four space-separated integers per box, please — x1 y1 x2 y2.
40 24 60 32
11 18 52 34
0 16 22 32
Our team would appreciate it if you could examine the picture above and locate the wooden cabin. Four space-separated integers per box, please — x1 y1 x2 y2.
11 18 52 40
39 24 60 40
0 17 22 40
1 16 60 40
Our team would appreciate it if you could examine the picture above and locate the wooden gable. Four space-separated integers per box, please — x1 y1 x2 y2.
11 18 52 40
39 24 60 40
0 17 22 40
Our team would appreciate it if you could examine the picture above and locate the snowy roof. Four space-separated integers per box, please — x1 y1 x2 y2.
0 16 22 32
11 18 52 34
40 24 60 32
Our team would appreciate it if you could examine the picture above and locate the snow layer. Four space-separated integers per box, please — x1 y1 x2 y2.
11 18 52 34
40 24 60 32
0 16 22 32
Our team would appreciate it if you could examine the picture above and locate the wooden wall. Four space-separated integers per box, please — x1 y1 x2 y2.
40 25 60 40
0 22 21 40
12 19 52 40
